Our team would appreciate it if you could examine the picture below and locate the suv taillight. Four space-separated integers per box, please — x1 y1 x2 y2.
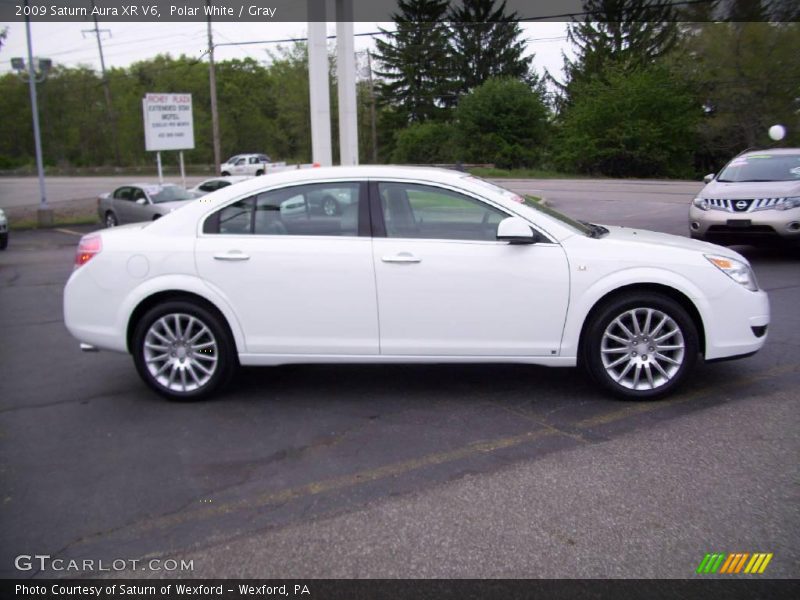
74 234 102 268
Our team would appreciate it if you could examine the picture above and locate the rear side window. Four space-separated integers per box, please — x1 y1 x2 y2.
217 198 254 234
203 182 365 236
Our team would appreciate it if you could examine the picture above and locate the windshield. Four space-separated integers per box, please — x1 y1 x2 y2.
464 176 593 237
717 153 800 182
149 186 195 204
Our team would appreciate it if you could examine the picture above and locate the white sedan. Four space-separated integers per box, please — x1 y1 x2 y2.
188 175 251 196
64 167 769 401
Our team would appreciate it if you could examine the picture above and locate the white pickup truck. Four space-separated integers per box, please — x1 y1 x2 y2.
220 154 286 177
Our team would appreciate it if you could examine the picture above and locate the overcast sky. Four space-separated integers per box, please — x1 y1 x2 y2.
0 21 571 82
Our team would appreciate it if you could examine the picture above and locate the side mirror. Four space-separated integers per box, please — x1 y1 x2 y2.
497 216 536 244
135 197 147 205
703 173 715 184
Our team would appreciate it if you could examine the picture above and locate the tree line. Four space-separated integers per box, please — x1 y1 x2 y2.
0 0 798 178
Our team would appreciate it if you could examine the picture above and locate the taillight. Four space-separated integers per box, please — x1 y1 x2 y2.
74 234 102 268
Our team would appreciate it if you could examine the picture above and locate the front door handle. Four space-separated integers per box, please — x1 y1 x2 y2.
214 251 250 261
382 252 421 264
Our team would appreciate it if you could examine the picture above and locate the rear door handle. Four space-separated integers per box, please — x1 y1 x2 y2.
214 251 250 261
381 252 421 264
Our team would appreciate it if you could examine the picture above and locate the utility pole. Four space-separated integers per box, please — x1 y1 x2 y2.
22 0 50 225
84 1 121 166
366 50 378 164
207 0 222 174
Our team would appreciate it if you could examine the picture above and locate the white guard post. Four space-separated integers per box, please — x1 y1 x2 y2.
156 151 163 184
336 0 358 165
307 0 332 167
179 151 186 188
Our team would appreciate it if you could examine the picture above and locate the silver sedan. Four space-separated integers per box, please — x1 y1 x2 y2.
98 183 197 227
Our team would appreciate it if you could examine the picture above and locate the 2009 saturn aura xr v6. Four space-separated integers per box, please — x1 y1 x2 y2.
64 167 769 401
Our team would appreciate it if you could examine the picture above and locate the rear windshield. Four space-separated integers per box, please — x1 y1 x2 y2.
717 153 800 182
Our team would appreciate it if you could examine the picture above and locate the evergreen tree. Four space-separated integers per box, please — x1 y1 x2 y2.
555 0 678 109
373 0 453 123
448 0 534 97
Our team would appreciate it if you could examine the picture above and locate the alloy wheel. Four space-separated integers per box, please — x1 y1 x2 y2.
600 307 686 391
143 313 219 393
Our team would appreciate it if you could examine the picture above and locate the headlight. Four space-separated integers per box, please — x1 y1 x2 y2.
705 254 759 291
777 197 800 210
692 197 710 211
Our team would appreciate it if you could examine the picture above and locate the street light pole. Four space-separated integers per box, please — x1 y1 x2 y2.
24 2 51 225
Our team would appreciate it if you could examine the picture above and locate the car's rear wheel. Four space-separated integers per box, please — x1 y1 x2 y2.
0 232 8 250
105 211 118 228
221 171 231 176
132 301 237 401
582 293 698 400
256 169 264 176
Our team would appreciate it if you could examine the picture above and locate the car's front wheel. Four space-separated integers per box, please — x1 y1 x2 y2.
582 293 699 400
132 301 237 400
0 232 8 250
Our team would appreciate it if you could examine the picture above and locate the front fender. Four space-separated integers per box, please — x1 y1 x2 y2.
560 266 716 358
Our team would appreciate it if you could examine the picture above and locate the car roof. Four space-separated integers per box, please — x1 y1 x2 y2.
150 165 579 242
198 176 251 183
203 175 250 180
209 166 473 196
121 182 179 188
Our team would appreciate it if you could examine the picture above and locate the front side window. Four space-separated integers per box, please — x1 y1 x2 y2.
378 182 508 241
205 182 363 236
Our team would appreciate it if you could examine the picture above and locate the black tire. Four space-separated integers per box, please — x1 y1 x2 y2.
152 214 161 221
132 300 237 401
221 171 231 176
105 211 118 228
255 169 265 176
321 195 340 216
0 233 8 250
582 292 699 400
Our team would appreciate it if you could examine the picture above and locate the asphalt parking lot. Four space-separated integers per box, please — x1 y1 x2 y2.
0 179 798 579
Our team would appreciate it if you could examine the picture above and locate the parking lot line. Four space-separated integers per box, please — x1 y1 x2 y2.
54 228 84 236
577 361 800 430
63 361 800 553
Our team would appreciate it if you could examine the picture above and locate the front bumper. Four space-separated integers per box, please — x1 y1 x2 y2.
689 205 800 244
700 283 770 361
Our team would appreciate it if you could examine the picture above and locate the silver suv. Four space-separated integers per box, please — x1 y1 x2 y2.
689 148 800 245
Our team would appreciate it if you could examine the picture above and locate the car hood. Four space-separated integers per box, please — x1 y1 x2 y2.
600 225 739 257
701 179 800 199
